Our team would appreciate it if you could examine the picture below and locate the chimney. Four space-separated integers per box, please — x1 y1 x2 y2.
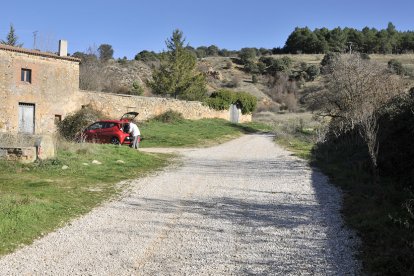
58 40 68 56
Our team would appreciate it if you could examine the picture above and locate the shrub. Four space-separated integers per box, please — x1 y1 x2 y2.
252 74 258 83
360 53 370 60
259 56 292 74
224 76 241 88
134 50 159 62
388 59 405 75
305 64 320 81
238 48 257 64
244 60 259 74
205 89 257 114
321 52 340 66
236 91 258 114
151 110 184 123
131 81 144 95
57 106 105 140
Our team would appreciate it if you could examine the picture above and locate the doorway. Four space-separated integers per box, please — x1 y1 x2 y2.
18 103 35 134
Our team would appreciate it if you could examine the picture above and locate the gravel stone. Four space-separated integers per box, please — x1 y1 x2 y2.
0 134 360 275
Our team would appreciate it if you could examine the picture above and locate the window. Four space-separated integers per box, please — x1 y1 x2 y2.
103 123 116 129
87 122 104 130
54 115 62 124
21 68 32 83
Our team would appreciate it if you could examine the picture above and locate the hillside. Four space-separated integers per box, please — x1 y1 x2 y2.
81 53 414 113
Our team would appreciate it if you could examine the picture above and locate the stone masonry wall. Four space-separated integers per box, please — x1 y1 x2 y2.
76 91 252 123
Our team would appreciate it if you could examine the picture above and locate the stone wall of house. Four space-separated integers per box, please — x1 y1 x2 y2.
75 91 252 123
0 47 80 134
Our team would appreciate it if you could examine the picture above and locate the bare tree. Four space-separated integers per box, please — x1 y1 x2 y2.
313 54 403 182
265 72 298 111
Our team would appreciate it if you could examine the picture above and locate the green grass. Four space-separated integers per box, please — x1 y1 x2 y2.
0 144 169 255
140 118 271 148
0 118 268 255
276 136 314 160
253 112 322 160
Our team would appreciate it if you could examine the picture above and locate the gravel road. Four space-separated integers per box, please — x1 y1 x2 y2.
0 134 360 275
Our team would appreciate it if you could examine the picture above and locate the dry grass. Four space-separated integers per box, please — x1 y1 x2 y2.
270 54 324 65
369 53 414 65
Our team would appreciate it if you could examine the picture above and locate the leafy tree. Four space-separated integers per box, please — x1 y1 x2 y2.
259 47 271 56
206 45 219 56
195 46 207 58
327 27 346 52
313 28 330 53
361 27 378 53
344 27 364 52
285 27 322 53
238 48 256 64
98 44 114 62
0 24 23 47
205 89 257 114
134 50 159 62
377 29 393 54
282 23 414 54
72 51 98 63
218 48 230 57
148 29 207 101
400 31 414 53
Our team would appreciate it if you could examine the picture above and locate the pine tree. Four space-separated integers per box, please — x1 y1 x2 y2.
1 24 23 47
148 29 206 101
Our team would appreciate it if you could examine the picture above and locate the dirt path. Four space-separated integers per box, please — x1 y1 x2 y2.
0 134 360 275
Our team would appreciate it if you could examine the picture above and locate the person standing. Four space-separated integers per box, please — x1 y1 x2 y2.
128 121 141 149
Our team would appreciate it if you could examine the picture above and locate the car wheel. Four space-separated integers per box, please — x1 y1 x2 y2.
110 137 120 145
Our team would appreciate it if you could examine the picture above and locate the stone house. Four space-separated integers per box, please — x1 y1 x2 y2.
0 41 80 135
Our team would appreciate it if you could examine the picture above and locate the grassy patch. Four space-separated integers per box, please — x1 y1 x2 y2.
0 143 169 255
254 112 323 160
139 118 271 148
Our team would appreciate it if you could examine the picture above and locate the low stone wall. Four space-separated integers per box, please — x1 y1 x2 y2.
0 133 55 161
76 91 252 123
0 147 37 163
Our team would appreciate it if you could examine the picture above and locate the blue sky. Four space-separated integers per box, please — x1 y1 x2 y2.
1 0 413 58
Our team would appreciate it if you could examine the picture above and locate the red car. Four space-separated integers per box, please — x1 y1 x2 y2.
82 112 138 145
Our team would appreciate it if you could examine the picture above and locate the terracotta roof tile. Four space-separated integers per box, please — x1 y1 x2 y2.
0 44 80 63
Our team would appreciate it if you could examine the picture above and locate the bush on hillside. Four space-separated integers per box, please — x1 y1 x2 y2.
388 59 405 75
320 52 340 73
151 110 184 123
204 89 257 114
305 64 320 81
130 81 144 95
57 106 105 140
